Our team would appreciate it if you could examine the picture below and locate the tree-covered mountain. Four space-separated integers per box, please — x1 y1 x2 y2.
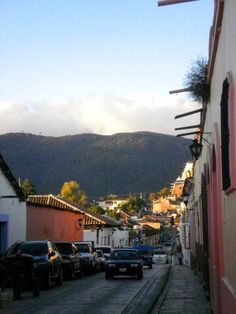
0 132 192 199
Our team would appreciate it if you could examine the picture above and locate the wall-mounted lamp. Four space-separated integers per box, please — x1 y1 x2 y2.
182 193 189 206
77 218 83 230
189 139 203 160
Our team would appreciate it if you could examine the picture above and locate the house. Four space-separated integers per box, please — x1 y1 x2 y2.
191 1 236 313
169 1 236 313
83 214 129 249
0 153 26 253
27 194 129 248
27 195 84 242
97 197 128 211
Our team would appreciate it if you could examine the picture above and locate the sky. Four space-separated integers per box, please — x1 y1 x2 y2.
0 0 214 137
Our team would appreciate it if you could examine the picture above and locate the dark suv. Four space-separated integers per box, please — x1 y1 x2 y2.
54 242 83 280
74 242 96 275
3 240 63 289
133 245 153 269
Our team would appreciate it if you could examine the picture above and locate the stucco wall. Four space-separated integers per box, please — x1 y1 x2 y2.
210 0 236 291
27 205 83 242
0 170 26 249
84 227 129 248
196 0 236 312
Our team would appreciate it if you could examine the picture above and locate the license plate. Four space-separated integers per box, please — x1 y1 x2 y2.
119 267 126 272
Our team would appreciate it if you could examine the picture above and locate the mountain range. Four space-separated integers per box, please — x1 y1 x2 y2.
0 132 192 199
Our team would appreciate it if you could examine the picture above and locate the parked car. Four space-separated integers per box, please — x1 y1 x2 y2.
133 245 153 269
0 252 40 300
105 249 143 280
54 242 83 280
2 240 63 289
74 241 96 275
152 249 168 264
95 250 106 271
94 246 113 259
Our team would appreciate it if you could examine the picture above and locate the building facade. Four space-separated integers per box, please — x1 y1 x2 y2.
192 1 236 313
0 154 26 253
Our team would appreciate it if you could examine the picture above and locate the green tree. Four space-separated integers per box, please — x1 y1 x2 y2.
149 192 157 202
21 178 37 197
157 187 170 199
59 181 87 206
184 56 210 104
89 204 105 215
120 196 146 214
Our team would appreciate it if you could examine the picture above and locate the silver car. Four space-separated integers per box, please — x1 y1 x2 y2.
152 249 168 264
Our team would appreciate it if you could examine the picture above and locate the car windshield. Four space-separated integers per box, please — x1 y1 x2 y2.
153 250 166 255
19 242 48 256
138 250 151 256
55 243 73 254
96 247 111 253
75 244 89 253
110 251 138 260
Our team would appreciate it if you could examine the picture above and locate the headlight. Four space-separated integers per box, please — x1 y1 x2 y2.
130 264 139 267
108 264 116 268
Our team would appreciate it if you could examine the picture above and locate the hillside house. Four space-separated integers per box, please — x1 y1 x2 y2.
97 197 128 211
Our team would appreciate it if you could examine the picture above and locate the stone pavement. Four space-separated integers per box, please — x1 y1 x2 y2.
151 264 212 314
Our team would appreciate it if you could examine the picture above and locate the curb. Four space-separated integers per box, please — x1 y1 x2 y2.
121 265 170 314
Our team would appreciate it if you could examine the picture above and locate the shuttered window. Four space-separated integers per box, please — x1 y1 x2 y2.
220 78 230 191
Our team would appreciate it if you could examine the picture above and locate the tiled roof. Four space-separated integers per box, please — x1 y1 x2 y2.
101 214 121 226
27 194 119 227
0 153 25 201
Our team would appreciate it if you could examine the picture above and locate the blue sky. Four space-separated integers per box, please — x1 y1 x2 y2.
0 0 214 136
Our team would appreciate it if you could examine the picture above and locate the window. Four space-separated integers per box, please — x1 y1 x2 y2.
220 77 230 190
220 73 236 193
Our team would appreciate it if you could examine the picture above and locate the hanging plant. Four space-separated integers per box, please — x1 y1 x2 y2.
184 56 210 104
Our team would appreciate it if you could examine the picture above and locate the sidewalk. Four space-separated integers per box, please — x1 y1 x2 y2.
152 264 212 314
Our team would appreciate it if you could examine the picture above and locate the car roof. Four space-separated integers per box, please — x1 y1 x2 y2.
112 248 137 252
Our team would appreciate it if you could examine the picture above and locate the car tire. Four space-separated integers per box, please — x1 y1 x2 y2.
32 280 40 298
44 270 52 289
105 272 111 280
149 264 152 269
137 271 143 280
68 265 75 281
56 267 63 285
13 287 21 300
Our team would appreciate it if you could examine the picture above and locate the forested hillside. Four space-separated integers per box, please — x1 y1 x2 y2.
0 132 191 198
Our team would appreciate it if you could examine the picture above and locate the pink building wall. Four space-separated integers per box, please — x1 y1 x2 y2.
27 205 84 242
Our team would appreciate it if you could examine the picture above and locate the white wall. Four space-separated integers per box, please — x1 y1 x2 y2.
83 226 129 248
0 170 26 249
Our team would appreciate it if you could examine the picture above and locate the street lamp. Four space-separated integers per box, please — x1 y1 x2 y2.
182 193 189 207
189 139 203 160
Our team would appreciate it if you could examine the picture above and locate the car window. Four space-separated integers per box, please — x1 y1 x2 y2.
19 242 48 256
96 251 103 257
153 250 166 255
55 243 73 254
111 251 138 260
75 244 90 253
138 250 152 256
5 242 21 256
96 247 111 253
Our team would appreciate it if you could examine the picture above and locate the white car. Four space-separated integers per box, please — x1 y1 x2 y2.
152 249 168 264
94 246 112 259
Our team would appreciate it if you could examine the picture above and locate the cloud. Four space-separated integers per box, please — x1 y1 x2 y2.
0 93 200 136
